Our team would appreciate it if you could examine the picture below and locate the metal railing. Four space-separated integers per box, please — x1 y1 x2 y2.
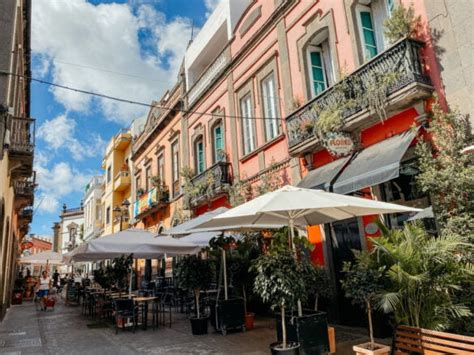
9 116 35 154
286 38 431 149
189 161 231 204
13 171 36 196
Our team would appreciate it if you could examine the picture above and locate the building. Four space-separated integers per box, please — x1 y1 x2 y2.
0 0 34 317
128 0 459 325
83 176 104 241
20 235 52 257
101 129 132 236
58 204 84 253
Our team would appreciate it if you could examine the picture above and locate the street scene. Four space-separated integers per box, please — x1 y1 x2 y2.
0 0 473 354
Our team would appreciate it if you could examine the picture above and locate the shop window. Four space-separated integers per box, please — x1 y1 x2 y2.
212 122 224 163
194 136 205 174
240 94 255 155
261 73 279 141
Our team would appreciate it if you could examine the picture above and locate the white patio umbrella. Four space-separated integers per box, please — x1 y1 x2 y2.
165 207 229 236
19 250 63 266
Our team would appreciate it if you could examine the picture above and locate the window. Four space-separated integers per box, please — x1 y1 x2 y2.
106 166 111 183
106 206 111 225
171 140 180 197
240 94 255 155
145 165 151 191
157 154 164 184
194 137 205 174
309 50 327 96
261 73 279 141
212 123 224 163
135 176 141 192
358 8 378 61
386 0 395 15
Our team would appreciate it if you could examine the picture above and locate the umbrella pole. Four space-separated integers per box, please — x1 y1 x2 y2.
222 249 228 300
128 267 133 299
289 218 303 317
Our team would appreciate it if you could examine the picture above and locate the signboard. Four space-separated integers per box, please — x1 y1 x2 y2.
21 241 33 250
323 132 355 157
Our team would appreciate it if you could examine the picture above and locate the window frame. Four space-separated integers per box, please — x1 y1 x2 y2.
106 206 111 225
261 72 280 142
106 166 111 183
194 136 205 174
356 5 379 62
306 47 329 98
145 165 152 191
171 139 180 197
240 93 256 155
212 121 224 163
157 154 165 185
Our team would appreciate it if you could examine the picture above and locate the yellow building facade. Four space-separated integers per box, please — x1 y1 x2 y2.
100 129 132 236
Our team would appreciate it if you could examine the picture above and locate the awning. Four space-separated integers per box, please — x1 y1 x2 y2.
297 156 351 190
333 129 417 195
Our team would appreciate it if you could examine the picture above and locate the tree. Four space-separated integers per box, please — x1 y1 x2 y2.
415 96 474 239
383 4 422 44
372 222 471 331
300 259 332 311
341 251 383 345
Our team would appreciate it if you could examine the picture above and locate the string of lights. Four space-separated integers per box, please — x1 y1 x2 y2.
0 70 288 121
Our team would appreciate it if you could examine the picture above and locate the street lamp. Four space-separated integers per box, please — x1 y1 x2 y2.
114 199 130 232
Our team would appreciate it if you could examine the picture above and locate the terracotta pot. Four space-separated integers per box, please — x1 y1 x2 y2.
353 342 390 355
245 312 255 330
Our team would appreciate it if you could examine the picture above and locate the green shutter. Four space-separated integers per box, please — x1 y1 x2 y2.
214 125 223 161
360 11 378 59
310 51 326 95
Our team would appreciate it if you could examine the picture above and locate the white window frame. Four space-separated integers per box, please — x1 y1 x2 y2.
356 4 379 62
307 46 329 98
261 73 279 141
240 94 255 155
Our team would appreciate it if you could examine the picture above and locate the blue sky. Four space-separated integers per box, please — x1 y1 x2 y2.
30 0 218 236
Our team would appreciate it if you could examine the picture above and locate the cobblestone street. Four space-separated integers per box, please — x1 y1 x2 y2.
0 301 371 354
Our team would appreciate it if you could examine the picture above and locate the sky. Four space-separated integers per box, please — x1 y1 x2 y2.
30 0 222 237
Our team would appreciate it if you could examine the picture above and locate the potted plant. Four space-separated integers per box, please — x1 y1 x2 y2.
253 250 305 354
341 252 390 355
176 255 214 335
12 274 26 305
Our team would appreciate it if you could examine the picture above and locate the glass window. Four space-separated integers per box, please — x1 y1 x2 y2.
195 138 205 174
213 123 224 163
106 206 110 225
261 73 279 141
309 50 328 97
107 166 111 183
386 0 394 14
240 94 255 155
157 154 164 184
145 166 151 191
359 10 378 60
171 140 180 197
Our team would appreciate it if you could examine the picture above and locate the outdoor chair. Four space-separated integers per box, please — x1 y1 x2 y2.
157 292 173 328
114 299 137 334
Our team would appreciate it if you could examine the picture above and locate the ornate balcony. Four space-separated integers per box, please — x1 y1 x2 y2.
8 116 35 178
187 162 231 207
286 38 433 155
13 171 36 210
114 170 131 192
133 185 170 220
186 48 230 107
19 207 33 224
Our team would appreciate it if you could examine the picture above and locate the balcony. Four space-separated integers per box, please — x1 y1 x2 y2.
186 48 230 107
187 162 231 207
19 207 33 224
13 171 36 209
133 185 170 220
7 116 35 177
114 170 131 192
286 38 433 155
113 129 131 151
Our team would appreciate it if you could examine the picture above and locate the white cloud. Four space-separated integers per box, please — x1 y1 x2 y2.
204 0 224 17
34 159 94 214
32 0 193 124
36 114 106 161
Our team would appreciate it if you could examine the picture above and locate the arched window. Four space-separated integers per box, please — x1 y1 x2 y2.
194 136 205 174
212 122 224 163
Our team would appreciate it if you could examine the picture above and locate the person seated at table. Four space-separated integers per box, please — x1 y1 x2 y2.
36 271 51 311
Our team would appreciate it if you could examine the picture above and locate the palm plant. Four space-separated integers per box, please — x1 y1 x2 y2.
372 222 472 330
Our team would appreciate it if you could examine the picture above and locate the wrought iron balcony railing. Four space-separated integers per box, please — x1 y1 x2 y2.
9 116 35 155
13 171 36 197
133 185 170 219
188 162 231 206
286 38 432 151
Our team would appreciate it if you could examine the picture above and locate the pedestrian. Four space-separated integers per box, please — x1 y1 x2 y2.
36 270 51 311
52 270 60 289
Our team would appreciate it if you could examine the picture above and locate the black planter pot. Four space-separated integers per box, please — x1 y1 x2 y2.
276 310 329 355
212 297 245 335
190 316 208 335
270 342 300 355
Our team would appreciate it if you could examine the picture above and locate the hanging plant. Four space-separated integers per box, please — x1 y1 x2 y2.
383 5 422 44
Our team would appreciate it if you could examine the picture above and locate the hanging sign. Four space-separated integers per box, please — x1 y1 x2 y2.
323 132 355 157
21 240 33 250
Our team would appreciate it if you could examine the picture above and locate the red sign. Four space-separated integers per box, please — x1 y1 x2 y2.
21 241 33 250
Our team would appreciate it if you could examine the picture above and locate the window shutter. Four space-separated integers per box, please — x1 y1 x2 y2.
360 11 378 60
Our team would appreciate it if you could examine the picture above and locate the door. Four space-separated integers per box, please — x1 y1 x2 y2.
328 218 366 326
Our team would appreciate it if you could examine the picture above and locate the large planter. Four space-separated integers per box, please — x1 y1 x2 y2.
245 312 255 330
353 342 390 355
270 342 300 355
212 298 245 335
276 310 329 355
190 316 208 335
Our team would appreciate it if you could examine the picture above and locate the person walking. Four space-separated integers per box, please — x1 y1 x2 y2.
36 271 51 311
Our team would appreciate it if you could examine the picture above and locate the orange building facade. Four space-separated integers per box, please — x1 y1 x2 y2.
131 0 449 323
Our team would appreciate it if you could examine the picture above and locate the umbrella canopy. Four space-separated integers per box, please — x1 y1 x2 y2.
65 229 200 263
164 207 229 236
193 185 421 231
178 231 243 247
19 250 63 265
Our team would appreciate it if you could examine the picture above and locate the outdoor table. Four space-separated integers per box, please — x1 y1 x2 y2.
134 296 158 330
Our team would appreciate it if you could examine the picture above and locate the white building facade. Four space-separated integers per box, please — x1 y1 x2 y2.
83 176 104 241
